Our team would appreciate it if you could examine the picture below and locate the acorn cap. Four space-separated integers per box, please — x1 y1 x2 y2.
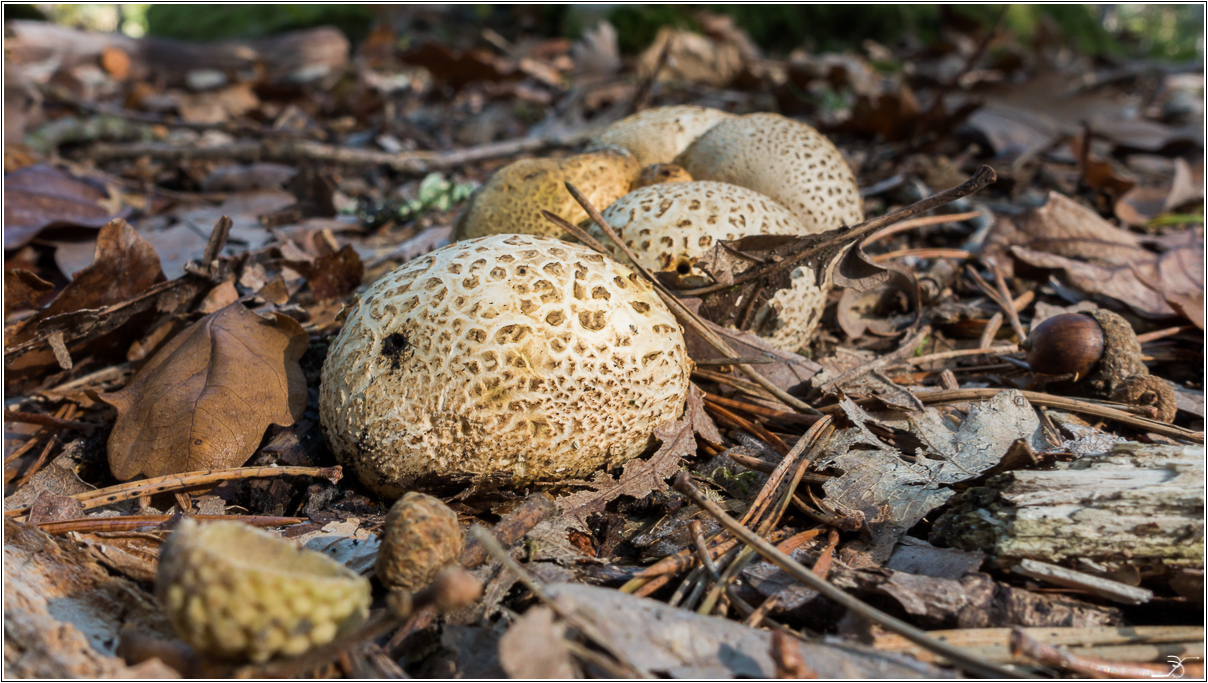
155 519 371 663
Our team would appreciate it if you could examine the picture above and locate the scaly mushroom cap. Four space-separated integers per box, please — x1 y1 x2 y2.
156 519 371 663
320 234 691 497
591 105 735 166
452 148 640 241
595 181 833 352
674 113 863 232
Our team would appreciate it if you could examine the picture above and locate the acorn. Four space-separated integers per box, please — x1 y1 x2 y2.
375 492 465 592
1022 313 1105 381
1023 309 1175 423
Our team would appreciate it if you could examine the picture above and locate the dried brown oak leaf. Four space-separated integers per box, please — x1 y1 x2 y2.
99 302 307 481
558 418 696 527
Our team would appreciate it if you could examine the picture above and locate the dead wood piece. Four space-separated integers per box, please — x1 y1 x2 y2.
930 442 1204 580
874 625 1204 666
458 492 557 569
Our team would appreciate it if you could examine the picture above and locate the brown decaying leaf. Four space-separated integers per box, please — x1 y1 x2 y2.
99 302 308 481
988 192 1204 322
3 164 124 250
305 245 365 301
558 418 696 526
4 268 54 318
7 218 165 352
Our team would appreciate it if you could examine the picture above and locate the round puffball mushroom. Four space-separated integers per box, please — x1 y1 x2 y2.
452 147 640 241
320 234 692 498
594 181 833 352
591 105 735 166
674 112 863 232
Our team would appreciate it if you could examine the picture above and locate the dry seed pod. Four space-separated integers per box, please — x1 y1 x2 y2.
376 492 465 592
156 519 370 663
319 234 692 496
452 147 640 241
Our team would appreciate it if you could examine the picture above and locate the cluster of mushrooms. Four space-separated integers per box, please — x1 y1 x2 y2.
156 105 866 663
153 105 1174 664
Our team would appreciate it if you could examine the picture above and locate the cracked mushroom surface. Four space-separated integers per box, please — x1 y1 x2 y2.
320 234 692 498
674 112 864 232
594 181 832 352
452 147 640 241
591 105 735 166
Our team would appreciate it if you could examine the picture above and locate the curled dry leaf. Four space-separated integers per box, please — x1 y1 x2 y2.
1115 157 1204 226
4 269 54 319
987 192 1204 323
99 302 308 481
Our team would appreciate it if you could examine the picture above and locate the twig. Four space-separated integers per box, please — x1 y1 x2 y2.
680 166 998 297
863 211 983 245
13 404 76 489
4 408 94 432
86 130 598 175
890 345 1019 368
987 259 1028 342
5 465 341 521
471 526 651 678
703 402 791 455
671 473 1029 679
872 247 972 263
1136 325 1198 344
1009 628 1196 678
817 326 932 393
36 514 305 535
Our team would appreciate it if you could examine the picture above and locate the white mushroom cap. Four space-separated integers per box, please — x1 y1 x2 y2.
320 234 691 497
595 181 833 352
591 105 735 166
452 148 640 241
674 112 864 232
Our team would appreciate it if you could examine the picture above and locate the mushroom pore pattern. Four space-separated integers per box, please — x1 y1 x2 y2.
320 234 691 497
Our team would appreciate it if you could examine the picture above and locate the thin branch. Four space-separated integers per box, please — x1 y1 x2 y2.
671 473 1028 680
679 166 998 297
5 465 341 521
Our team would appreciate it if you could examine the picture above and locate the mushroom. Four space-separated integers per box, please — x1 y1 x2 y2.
591 105 735 166
593 181 833 352
376 492 465 592
452 147 640 241
320 234 692 498
674 112 864 232
156 519 371 663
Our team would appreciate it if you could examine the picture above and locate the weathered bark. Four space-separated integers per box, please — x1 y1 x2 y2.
930 442 1204 590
